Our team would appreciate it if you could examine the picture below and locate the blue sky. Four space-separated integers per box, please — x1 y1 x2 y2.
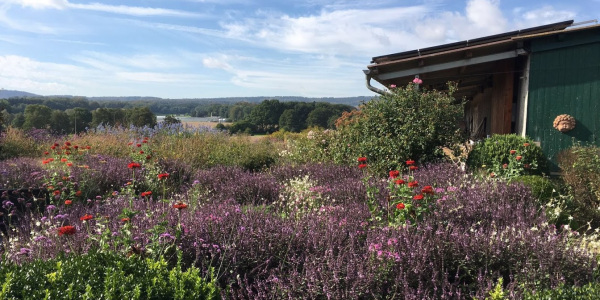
0 0 598 98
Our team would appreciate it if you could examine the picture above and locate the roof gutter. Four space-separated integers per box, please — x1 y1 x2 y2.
363 69 388 95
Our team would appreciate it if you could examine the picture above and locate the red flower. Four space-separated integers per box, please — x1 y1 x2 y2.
516 156 523 161
409 166 418 171
58 225 76 236
421 185 434 195
61 158 68 162
64 141 71 146
396 203 405 210
408 181 418 188
121 217 130 223
146 155 152 160
42 159 49 165
74 145 79 149
406 160 415 165
158 173 170 180
173 202 188 210
136 143 142 147
53 190 61 196
502 163 508 169
142 140 148 144
65 200 72 205
141 191 152 197
48 158 54 162
389 170 400 179
50 145 56 150
523 143 530 147
66 162 73 167
139 150 144 154
128 162 141 169
357 157 367 163
75 190 82 197
490 172 496 178
395 179 405 185
128 142 133 146
80 214 93 221
44 151 49 155
86 145 91 150
413 194 424 200
358 164 367 169
510 150 517 155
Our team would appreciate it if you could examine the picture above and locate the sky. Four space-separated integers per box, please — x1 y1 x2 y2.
0 0 598 98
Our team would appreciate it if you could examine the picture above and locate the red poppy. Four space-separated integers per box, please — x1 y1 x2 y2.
358 164 367 169
510 150 517 155
48 158 54 162
141 191 152 197
75 190 82 197
53 190 61 196
146 155 152 160
86 145 91 150
409 166 418 171
142 140 148 144
44 151 49 155
173 202 188 210
66 162 73 167
136 143 142 147
516 156 523 161
42 159 49 165
58 225 76 236
158 173 170 180
121 218 130 223
61 158 68 162
421 185 434 195
139 150 144 154
406 160 415 165
65 151 71 155
80 214 93 221
65 200 72 205
64 141 71 146
396 203 405 210
389 170 400 178
413 194 424 200
128 162 141 169
408 181 418 188
357 157 367 163
523 143 530 147
395 179 405 185
53 142 59 147
50 145 56 150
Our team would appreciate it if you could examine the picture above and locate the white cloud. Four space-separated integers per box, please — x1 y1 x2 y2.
465 0 506 33
66 2 201 17
513 6 576 28
7 0 67 9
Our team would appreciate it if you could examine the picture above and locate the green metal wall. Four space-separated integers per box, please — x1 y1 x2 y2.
526 29 600 172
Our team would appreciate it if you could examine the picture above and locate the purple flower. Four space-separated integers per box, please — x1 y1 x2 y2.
46 205 57 212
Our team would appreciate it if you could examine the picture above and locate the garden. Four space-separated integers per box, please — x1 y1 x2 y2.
1 82 600 299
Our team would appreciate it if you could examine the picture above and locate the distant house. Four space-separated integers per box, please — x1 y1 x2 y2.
364 20 600 172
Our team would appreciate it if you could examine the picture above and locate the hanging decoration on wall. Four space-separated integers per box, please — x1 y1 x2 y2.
553 114 576 132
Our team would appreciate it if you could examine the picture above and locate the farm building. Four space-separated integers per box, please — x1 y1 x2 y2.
364 20 600 172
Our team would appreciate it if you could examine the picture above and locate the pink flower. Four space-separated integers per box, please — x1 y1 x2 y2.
390 84 397 88
412 77 423 85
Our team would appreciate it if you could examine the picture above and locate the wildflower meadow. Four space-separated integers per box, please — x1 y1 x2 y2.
2 85 600 299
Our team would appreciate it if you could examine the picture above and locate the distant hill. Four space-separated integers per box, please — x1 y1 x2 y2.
0 89 39 98
0 90 375 107
88 95 374 107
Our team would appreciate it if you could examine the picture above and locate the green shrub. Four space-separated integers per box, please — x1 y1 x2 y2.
509 175 556 202
467 134 547 175
331 82 465 175
0 251 220 299
558 144 600 228
522 282 600 299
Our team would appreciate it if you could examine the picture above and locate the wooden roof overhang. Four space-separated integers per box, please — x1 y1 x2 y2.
365 20 574 100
